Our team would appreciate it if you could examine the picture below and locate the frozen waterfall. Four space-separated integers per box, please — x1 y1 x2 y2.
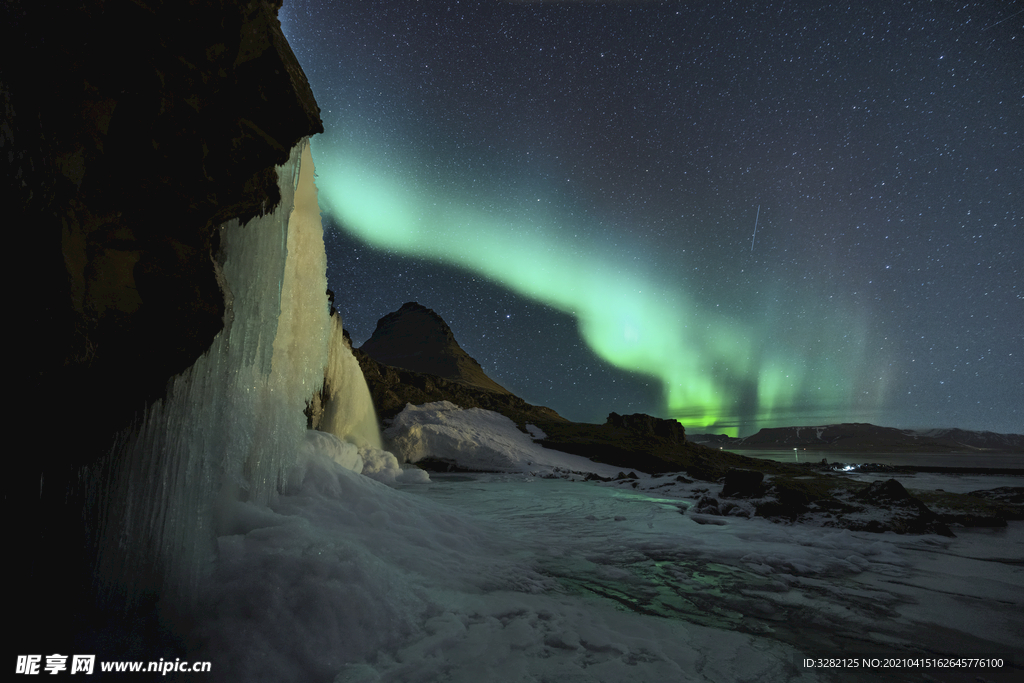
308 315 427 484
319 315 385 453
82 138 386 609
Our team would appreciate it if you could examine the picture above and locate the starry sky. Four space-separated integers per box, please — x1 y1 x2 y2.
281 0 1023 436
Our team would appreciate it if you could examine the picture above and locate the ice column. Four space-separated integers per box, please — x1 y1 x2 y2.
320 315 385 452
84 139 332 607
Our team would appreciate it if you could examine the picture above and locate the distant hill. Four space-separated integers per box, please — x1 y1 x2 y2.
690 423 1024 453
352 302 564 426
359 302 511 395
350 304 1022 477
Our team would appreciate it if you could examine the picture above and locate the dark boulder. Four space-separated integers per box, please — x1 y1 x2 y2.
858 478 914 502
721 468 765 497
606 412 686 443
853 479 954 537
694 495 721 514
755 478 819 520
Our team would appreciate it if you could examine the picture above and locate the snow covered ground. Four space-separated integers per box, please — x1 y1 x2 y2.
196 404 1023 682
382 400 629 478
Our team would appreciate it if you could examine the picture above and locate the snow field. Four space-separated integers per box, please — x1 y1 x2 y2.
196 404 1023 681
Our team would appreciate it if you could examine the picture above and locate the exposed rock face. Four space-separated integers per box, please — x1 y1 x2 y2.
858 478 917 503
360 302 511 394
9 0 322 446
6 0 323 654
847 479 954 536
606 412 685 443
534 419 726 476
350 303 569 427
745 477 955 536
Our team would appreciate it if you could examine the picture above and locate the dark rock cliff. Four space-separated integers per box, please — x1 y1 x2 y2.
4 0 322 654
606 411 685 443
7 0 321 443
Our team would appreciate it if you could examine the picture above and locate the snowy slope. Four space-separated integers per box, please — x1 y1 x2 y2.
383 401 631 479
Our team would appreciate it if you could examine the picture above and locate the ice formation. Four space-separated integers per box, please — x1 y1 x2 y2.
82 139 399 607
315 314 429 485
320 316 384 452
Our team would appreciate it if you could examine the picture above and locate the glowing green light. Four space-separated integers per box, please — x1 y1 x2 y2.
312 141 860 434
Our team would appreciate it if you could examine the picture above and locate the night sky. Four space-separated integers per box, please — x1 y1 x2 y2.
281 0 1022 436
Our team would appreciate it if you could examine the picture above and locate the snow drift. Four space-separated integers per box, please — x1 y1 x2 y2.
384 401 627 478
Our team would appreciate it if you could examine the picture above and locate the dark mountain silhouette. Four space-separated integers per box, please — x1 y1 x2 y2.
690 423 1024 453
359 302 511 395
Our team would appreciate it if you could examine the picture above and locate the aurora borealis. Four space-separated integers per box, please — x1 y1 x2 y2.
281 1 1022 436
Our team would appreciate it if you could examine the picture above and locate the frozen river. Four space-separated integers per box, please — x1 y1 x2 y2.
411 474 1023 679
202 445 1024 682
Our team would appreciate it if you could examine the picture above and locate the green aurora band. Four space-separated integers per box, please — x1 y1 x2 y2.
311 141 885 436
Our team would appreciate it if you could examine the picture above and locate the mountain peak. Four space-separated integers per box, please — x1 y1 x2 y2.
359 302 510 394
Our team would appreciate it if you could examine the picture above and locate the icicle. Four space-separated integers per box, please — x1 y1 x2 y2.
320 314 385 452
84 138 333 609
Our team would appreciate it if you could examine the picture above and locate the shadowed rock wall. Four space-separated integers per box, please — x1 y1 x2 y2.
3 0 322 653
7 0 321 440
